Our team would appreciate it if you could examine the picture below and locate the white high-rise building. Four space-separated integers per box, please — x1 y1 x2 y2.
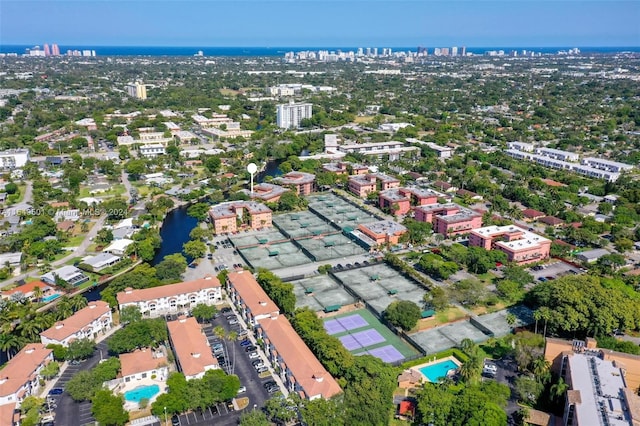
276 101 313 129
126 82 147 100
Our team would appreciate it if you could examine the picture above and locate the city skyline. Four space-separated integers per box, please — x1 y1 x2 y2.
1 1 639 47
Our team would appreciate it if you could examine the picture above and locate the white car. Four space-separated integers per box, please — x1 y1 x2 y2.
248 352 260 359
483 363 498 376
237 386 246 394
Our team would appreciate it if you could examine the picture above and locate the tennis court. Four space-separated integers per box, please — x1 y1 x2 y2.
307 193 378 231
323 309 419 364
409 320 490 354
273 211 338 239
333 264 427 315
238 242 311 270
291 275 355 312
230 229 289 248
296 234 366 261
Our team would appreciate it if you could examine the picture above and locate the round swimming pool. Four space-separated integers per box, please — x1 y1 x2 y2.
124 384 160 402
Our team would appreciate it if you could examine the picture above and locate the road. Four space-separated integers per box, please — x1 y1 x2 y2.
3 180 33 216
485 357 521 424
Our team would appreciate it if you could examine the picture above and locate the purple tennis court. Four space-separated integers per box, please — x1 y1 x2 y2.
323 319 348 335
336 314 368 331
362 345 405 363
338 329 386 350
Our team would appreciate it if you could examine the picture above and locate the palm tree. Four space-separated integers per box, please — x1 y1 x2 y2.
226 330 238 374
17 319 41 342
56 297 73 320
213 326 229 369
550 378 569 402
69 295 87 312
532 357 551 384
33 285 44 303
0 333 23 360
538 307 552 337
458 360 479 385
533 309 542 335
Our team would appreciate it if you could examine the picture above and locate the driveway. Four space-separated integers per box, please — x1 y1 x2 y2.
485 357 521 423
49 340 110 426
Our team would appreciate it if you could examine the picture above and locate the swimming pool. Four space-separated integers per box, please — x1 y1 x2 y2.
124 384 160 403
419 359 460 382
41 293 61 303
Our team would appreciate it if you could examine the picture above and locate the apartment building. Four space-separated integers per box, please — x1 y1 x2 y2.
338 141 419 161
581 157 634 173
126 82 147 100
536 147 579 162
167 317 218 380
0 149 30 170
40 301 113 346
378 187 439 216
226 271 280 327
469 225 551 264
0 344 53 421
226 271 341 400
413 203 483 236
358 220 407 246
348 173 400 198
322 162 368 175
274 171 316 196
139 144 166 158
116 276 222 318
544 338 640 426
247 183 288 203
276 101 313 129
208 201 273 234
406 139 453 159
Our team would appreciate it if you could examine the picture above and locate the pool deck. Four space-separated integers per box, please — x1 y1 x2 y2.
110 377 168 411
411 355 462 383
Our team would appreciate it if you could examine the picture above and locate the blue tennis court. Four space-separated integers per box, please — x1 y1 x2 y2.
324 313 368 335
339 329 386 350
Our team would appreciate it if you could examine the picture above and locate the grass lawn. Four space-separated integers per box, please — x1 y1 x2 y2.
132 184 151 197
411 306 468 332
67 235 85 246
354 115 375 123
471 302 509 315
480 336 514 360
219 88 240 96
476 272 498 284
79 184 126 198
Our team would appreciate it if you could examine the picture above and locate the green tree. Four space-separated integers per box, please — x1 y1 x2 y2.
189 226 209 241
383 300 421 331
204 156 222 173
119 305 142 325
187 203 210 221
108 318 168 354
239 410 270 426
66 338 95 361
20 396 44 426
155 253 188 281
401 218 432 245
515 376 544 405
65 370 97 401
300 397 344 426
449 279 487 306
124 159 146 179
183 240 207 259
91 390 129 426
40 360 60 379
502 266 533 286
191 304 217 322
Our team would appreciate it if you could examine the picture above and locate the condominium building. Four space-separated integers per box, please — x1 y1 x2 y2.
246 183 288 203
0 149 30 170
469 225 551 264
40 301 113 347
119 348 169 384
116 276 222 318
581 157 634 173
226 271 341 400
126 81 147 100
167 317 218 380
338 141 419 161
406 139 454 159
322 162 368 175
0 344 53 420
357 220 407 246
208 201 272 234
348 173 400 198
276 101 313 129
139 144 166 158
535 147 579 162
378 187 439 216
274 171 316 195
226 271 280 327
544 338 640 426
414 203 483 236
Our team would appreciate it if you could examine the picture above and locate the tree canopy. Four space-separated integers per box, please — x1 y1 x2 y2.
383 300 421 331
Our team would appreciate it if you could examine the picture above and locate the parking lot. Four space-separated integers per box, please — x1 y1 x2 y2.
528 260 584 282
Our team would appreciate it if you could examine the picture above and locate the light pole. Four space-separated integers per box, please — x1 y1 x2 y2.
164 406 167 425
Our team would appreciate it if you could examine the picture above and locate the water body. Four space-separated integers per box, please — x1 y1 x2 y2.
257 160 283 183
2 45 638 56
151 206 198 265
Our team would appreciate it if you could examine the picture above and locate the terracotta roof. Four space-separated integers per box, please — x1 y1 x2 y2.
167 317 218 378
398 369 423 384
40 301 111 343
117 275 220 305
0 344 52 398
538 216 564 226
227 271 279 318
56 220 75 232
258 315 341 400
399 400 415 416
2 281 51 297
119 348 167 378
0 403 17 426
522 208 546 219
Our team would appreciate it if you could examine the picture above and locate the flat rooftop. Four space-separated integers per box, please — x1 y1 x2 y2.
361 220 407 236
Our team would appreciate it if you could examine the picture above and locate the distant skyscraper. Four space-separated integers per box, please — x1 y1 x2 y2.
52 44 60 56
276 101 312 129
126 82 147 100
373 47 378 56
366 47 371 56
451 46 458 57
43 44 51 56
460 46 466 57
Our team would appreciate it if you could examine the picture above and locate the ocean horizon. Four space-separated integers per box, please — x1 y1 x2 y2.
2 45 639 57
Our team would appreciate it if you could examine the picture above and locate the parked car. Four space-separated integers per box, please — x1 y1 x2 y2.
237 386 246 394
240 340 252 347
248 352 260 359
48 388 64 396
267 386 280 393
221 307 232 313
263 381 277 389
245 345 257 352
171 414 180 426
256 366 268 373
229 319 239 325
253 362 265 369
238 330 248 337
482 363 498 377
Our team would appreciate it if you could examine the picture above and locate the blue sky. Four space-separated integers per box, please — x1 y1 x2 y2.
1 1 639 47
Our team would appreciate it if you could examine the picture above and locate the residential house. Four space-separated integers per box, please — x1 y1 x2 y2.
80 253 121 272
41 265 89 287
575 248 610 264
40 301 113 346
1 281 54 302
103 239 135 256
522 209 546 222
116 275 222 318
167 317 218 380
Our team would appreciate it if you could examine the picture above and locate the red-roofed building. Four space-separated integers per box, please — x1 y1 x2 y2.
378 187 438 216
0 344 53 410
522 209 546 222
257 315 341 400
167 317 218 379
226 271 280 327
119 348 168 383
538 216 565 228
117 276 222 318
398 400 415 417
274 171 315 196
40 301 112 346
1 281 54 302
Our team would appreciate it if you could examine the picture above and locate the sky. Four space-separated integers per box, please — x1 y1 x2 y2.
1 0 639 47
